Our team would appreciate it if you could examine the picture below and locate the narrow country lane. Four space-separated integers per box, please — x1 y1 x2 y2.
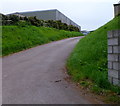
2 36 92 104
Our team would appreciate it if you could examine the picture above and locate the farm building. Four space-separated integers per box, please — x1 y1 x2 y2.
11 9 81 31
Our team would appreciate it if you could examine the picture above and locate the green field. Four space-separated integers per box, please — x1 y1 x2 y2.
2 25 83 56
67 15 120 103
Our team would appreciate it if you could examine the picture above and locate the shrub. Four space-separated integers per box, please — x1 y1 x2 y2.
9 15 20 24
2 14 80 32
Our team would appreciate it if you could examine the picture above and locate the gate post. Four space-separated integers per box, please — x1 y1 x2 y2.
108 30 120 86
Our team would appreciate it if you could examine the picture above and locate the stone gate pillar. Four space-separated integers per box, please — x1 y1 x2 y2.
108 30 120 86
114 3 120 17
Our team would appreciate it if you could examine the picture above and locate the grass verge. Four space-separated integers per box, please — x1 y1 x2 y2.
2 25 83 56
67 15 120 103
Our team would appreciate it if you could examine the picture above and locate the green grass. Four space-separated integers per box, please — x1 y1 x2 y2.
67 15 120 103
2 25 83 56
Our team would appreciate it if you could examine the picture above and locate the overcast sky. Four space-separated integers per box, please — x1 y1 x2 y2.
0 0 119 31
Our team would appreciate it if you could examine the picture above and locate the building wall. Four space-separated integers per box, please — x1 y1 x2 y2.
56 10 81 30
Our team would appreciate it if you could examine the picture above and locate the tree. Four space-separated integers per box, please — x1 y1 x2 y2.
9 15 20 24
1 14 12 25
28 16 43 27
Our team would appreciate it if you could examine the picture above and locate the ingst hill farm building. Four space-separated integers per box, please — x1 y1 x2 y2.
11 9 81 31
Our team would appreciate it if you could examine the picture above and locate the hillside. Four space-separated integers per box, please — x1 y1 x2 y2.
67 15 120 103
2 26 83 56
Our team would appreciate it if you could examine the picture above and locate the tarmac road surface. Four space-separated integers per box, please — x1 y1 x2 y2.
2 36 92 104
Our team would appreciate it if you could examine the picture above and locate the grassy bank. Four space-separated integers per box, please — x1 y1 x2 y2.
2 25 83 56
67 15 120 103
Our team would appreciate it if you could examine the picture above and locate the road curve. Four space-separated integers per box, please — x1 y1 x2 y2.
3 36 91 104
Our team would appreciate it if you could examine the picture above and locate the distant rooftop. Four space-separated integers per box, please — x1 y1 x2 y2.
19 9 58 14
